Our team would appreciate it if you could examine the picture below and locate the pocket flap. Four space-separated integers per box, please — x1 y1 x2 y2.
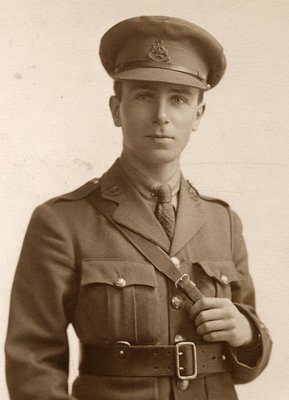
81 259 158 288
195 260 245 285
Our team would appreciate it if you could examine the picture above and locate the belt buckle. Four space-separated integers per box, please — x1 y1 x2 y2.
175 342 197 380
114 341 131 346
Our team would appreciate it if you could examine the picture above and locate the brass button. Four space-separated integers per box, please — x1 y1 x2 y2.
177 379 190 391
171 295 183 310
171 257 181 268
220 274 229 285
114 277 127 288
174 334 186 343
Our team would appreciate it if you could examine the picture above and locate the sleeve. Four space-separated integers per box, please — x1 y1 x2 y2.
228 209 272 384
5 203 79 400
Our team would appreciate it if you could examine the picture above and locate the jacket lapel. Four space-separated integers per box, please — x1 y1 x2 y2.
96 161 171 252
170 177 205 256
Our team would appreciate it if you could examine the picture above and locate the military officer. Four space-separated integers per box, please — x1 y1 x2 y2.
5 16 272 400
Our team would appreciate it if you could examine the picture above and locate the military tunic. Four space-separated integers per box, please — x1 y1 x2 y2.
5 159 272 400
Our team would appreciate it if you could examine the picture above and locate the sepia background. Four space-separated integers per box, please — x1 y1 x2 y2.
1 0 289 398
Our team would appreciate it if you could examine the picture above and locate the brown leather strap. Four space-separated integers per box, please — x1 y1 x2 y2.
79 342 231 379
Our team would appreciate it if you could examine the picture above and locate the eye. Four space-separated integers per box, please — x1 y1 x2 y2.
171 95 187 105
136 92 152 102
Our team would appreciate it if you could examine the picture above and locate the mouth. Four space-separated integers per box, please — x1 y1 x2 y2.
146 136 174 144
146 134 174 140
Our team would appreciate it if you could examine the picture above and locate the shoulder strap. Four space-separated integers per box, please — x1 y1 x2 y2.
88 196 204 304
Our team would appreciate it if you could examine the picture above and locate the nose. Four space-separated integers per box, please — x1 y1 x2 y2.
153 98 169 125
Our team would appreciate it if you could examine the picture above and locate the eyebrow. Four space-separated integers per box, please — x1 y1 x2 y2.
169 87 195 95
129 84 195 96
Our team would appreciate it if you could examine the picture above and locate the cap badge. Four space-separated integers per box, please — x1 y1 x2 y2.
148 40 170 63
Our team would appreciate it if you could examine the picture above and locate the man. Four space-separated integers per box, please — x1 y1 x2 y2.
5 16 272 400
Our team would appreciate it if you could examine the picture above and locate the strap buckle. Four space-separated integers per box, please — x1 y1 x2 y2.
175 273 189 289
175 342 197 380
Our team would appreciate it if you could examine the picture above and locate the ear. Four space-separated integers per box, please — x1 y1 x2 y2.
109 96 121 127
192 102 206 132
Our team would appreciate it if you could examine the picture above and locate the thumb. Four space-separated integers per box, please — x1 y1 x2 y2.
183 299 196 319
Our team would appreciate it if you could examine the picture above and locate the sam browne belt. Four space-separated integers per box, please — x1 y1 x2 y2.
79 342 231 380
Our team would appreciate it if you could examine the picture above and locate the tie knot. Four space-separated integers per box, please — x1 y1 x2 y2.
157 184 172 203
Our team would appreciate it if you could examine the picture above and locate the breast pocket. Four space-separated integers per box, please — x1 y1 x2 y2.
193 260 245 299
74 259 162 345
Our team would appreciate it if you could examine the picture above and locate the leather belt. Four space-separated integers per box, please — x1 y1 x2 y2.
79 342 231 380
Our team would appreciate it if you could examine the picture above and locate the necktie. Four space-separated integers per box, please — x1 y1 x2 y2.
155 184 176 241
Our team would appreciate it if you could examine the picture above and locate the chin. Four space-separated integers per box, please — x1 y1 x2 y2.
142 150 179 166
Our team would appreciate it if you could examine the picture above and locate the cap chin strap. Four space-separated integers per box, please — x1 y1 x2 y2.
114 61 207 84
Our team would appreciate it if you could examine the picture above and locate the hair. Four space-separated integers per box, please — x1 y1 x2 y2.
113 80 204 103
113 80 123 101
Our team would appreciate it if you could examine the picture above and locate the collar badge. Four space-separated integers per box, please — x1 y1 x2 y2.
148 40 170 63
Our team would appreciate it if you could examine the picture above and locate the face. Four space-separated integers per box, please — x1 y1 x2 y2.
110 80 205 167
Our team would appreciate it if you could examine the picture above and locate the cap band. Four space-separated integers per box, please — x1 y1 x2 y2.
113 61 207 84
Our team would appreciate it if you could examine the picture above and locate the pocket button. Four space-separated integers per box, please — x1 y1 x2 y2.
220 274 229 285
114 277 127 288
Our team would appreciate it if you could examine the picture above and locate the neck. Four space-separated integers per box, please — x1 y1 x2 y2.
121 152 181 183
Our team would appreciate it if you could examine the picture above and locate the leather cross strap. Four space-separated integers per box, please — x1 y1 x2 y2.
79 342 231 379
87 194 204 304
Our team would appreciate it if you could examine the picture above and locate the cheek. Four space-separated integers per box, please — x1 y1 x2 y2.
175 117 195 139
179 132 192 151
121 102 150 119
173 108 197 128
120 109 149 133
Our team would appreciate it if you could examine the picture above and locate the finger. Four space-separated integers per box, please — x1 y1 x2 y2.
196 319 232 336
184 297 232 319
202 328 237 344
183 297 216 317
194 308 225 327
183 300 195 319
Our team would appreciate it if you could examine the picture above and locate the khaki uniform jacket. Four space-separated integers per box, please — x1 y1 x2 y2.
5 160 272 400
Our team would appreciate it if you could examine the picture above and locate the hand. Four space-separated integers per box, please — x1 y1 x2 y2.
184 297 254 347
